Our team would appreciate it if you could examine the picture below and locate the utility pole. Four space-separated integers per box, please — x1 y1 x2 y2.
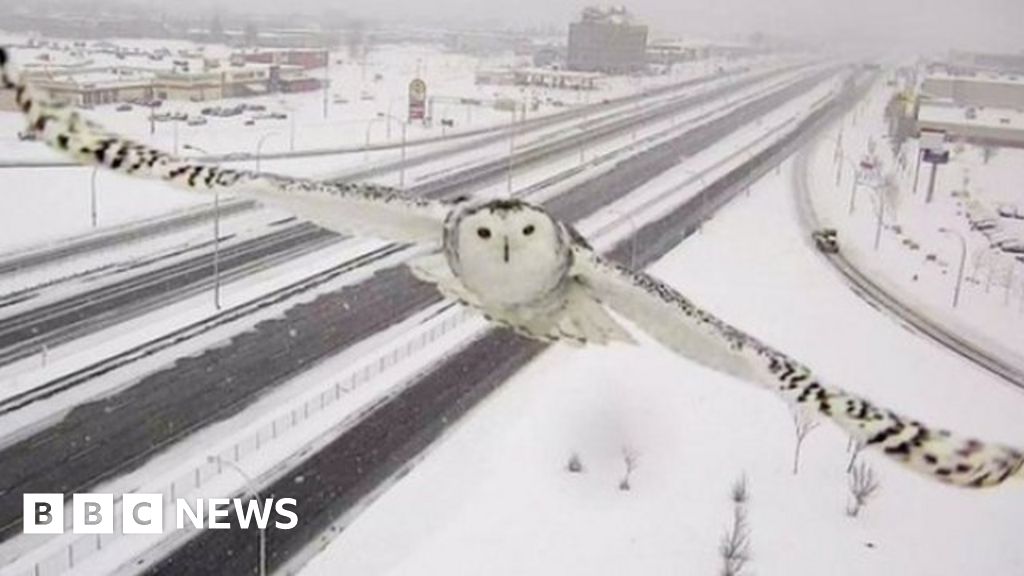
90 166 98 228
322 48 329 120
938 227 966 308
925 160 939 203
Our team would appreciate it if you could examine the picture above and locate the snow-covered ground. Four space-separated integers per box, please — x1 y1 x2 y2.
298 156 1024 576
805 79 1024 371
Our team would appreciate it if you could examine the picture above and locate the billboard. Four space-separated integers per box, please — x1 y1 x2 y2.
408 78 426 121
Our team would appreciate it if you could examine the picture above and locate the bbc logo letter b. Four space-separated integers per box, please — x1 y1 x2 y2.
74 494 114 534
24 494 64 534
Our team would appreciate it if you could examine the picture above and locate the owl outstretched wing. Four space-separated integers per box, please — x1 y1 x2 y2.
572 245 1024 488
0 47 450 245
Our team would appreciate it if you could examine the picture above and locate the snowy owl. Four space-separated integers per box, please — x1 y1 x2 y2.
3 47 1022 488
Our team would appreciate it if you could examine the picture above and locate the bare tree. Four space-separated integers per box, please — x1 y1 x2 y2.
846 440 865 473
720 475 752 576
847 461 880 518
791 411 819 475
981 145 998 165
618 446 639 491
567 451 584 474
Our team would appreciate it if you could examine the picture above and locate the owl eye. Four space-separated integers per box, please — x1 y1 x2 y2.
477 227 492 239
522 224 535 236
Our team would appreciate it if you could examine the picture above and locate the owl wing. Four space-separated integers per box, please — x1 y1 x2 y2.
571 244 1024 488
0 48 449 245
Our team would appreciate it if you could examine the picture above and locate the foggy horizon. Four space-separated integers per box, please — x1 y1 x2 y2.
23 0 1024 53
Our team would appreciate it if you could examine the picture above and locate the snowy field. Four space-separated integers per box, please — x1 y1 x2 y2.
806 79 1024 370
298 159 1024 576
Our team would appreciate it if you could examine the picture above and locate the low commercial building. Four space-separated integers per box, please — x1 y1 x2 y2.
917 103 1024 147
921 73 1024 109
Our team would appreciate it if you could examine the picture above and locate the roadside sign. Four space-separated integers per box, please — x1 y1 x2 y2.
920 128 946 152
408 78 426 121
922 149 950 164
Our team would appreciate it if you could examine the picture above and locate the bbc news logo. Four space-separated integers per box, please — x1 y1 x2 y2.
23 494 298 534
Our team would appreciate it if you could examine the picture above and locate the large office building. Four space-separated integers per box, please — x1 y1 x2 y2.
567 6 648 74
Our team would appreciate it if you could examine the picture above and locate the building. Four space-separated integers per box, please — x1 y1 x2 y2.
920 73 1024 110
947 51 1024 75
22 68 156 106
567 6 648 74
18 60 322 105
241 49 327 70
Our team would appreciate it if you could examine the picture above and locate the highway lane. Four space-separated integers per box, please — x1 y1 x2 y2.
0 68 839 543
0 65 803 371
0 200 258 277
149 69 857 576
0 222 337 368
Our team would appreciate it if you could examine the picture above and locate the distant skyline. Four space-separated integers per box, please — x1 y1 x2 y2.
43 0 1024 53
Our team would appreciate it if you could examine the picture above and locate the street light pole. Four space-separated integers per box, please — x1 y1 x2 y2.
184 144 221 310
938 227 966 308
209 457 266 576
377 114 407 188
90 166 98 228
255 132 280 174
507 106 516 196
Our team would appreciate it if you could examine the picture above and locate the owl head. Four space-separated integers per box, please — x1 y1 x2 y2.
446 199 572 307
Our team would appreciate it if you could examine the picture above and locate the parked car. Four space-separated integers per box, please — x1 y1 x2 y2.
997 205 1023 220
245 104 267 112
812 229 839 254
116 104 133 112
187 116 208 126
244 119 255 126
17 130 36 141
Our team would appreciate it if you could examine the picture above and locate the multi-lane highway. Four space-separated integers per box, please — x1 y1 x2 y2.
0 63 805 369
0 60 851 573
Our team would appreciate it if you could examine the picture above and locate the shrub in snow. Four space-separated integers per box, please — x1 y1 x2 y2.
791 411 819 475
846 461 880 518
567 452 584 474
618 446 638 491
720 475 752 576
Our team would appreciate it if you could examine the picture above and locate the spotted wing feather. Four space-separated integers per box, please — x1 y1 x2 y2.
573 246 1024 488
0 47 449 245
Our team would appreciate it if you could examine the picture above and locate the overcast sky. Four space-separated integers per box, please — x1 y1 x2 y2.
136 0 1023 53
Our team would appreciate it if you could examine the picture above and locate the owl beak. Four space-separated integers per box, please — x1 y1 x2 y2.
503 237 510 263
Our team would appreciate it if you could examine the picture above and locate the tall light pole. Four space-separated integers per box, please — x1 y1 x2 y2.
184 144 221 310
255 132 280 174
507 106 517 196
322 48 330 120
377 113 407 188
863 183 886 251
90 166 99 228
937 227 966 308
208 456 266 576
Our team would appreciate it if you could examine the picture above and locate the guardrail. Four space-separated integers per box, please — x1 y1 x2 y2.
3 305 476 576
